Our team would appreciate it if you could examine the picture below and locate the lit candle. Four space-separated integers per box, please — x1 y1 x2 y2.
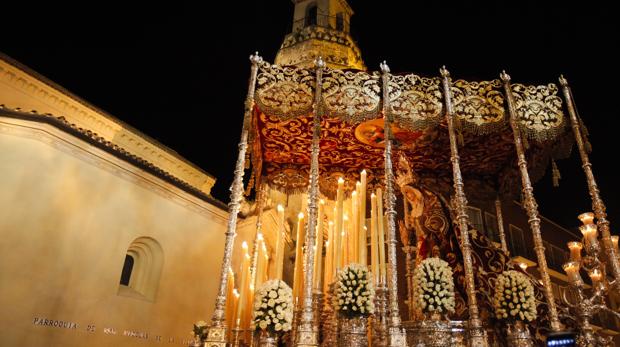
370 193 378 283
275 205 286 280
231 288 240 330
589 268 603 284
578 212 595 225
344 214 350 266
359 171 367 265
255 234 265 288
324 221 334 292
313 200 325 290
563 261 583 286
612 235 619 254
335 177 345 270
351 190 359 264
235 243 250 327
293 212 305 303
567 241 583 262
580 223 599 248
225 267 235 330
377 188 386 283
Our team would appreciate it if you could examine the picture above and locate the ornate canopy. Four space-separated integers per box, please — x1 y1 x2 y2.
251 61 572 198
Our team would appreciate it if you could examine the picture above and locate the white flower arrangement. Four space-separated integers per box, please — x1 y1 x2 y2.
333 263 375 318
413 257 455 314
493 270 537 322
251 279 293 334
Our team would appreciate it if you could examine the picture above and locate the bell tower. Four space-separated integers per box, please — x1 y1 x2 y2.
275 0 366 70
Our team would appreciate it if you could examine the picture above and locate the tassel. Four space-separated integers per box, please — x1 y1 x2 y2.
551 159 561 187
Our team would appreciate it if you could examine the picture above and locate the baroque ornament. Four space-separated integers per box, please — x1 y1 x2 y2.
387 74 444 131
511 83 566 143
452 79 506 135
254 61 315 120
321 68 381 123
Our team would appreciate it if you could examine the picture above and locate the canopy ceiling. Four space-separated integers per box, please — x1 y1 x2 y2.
251 61 573 198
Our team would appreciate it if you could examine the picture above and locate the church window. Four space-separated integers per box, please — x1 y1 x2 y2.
305 4 318 27
508 224 527 258
118 237 164 301
484 211 500 243
465 206 484 234
119 255 134 286
336 13 344 31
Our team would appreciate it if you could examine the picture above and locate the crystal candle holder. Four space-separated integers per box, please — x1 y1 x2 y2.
563 261 583 286
578 212 595 225
580 223 599 250
567 241 583 262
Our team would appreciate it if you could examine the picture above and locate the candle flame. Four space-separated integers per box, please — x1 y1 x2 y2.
356 181 361 187
352 191 357 196
277 204 284 212
233 289 239 297
328 221 334 226
242 241 248 249
319 199 325 204
338 177 345 184
298 212 304 219
361 169 367 175
257 233 264 241
344 214 349 221
371 193 376 198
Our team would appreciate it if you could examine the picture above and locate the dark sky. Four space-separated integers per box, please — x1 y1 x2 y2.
3 1 619 229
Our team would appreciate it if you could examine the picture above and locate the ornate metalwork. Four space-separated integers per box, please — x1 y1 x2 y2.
440 66 488 347
321 282 338 347
387 73 444 131
452 79 505 135
559 75 620 289
372 285 388 347
402 245 416 320
495 197 509 254
250 184 267 295
380 61 408 347
510 82 566 143
322 68 381 123
257 330 278 347
562 277 617 346
505 321 534 347
295 57 325 347
501 71 562 332
205 53 262 347
255 62 315 120
338 316 369 347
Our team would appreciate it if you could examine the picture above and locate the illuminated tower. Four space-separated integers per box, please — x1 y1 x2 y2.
275 0 366 70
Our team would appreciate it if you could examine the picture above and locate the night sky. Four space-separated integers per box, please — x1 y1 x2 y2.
3 1 619 230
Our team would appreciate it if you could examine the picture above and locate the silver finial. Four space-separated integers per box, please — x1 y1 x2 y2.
250 52 263 64
380 60 390 74
314 56 326 68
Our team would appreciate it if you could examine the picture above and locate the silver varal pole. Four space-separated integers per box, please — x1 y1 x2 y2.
204 52 262 347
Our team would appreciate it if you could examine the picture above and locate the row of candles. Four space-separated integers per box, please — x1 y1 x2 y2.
563 212 620 287
223 170 390 335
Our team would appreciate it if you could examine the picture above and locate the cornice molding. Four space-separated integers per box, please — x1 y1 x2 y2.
0 54 215 195
0 107 228 213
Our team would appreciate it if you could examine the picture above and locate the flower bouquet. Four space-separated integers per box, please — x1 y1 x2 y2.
334 263 374 347
412 257 455 317
334 263 375 318
251 279 293 342
493 270 536 346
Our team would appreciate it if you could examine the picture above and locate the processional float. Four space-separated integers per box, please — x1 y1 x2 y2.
202 53 620 347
